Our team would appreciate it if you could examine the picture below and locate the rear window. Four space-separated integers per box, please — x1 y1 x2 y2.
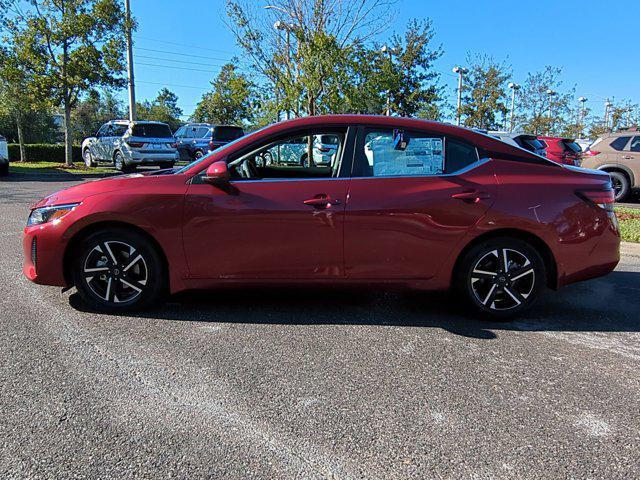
562 140 582 153
521 137 544 151
213 126 244 142
131 123 173 138
610 136 631 151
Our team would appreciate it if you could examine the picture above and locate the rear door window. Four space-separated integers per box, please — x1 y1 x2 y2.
213 126 244 142
610 136 631 151
630 137 640 152
132 124 173 138
520 137 544 151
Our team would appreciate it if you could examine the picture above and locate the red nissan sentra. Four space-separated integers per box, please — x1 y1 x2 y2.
23 115 620 318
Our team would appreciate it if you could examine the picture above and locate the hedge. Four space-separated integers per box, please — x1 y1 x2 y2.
8 143 83 163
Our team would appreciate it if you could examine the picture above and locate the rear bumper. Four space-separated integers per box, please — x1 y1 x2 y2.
128 152 178 165
557 211 620 288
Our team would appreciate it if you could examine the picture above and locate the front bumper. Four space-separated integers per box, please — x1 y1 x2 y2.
23 223 69 287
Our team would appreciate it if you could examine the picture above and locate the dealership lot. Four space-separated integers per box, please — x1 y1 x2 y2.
1 175 640 479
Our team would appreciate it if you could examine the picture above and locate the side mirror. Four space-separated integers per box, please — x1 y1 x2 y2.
203 161 230 185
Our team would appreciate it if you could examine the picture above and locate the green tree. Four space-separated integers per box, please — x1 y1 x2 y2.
6 0 129 166
375 19 444 118
226 0 392 119
71 89 125 143
136 88 183 131
192 63 257 125
460 54 511 130
516 66 573 135
0 44 37 161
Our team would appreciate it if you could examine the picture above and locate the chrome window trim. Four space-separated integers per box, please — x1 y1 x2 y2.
224 157 491 184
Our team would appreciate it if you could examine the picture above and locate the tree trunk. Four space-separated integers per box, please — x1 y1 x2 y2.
15 113 27 162
64 101 73 167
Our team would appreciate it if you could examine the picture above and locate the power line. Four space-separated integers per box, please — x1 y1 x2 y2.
136 62 223 73
136 54 231 68
137 80 211 90
134 35 237 55
134 46 236 63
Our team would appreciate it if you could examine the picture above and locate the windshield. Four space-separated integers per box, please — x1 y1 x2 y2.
213 126 244 142
175 126 265 174
131 123 173 138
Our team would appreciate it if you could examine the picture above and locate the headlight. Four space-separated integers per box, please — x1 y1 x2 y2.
27 203 80 226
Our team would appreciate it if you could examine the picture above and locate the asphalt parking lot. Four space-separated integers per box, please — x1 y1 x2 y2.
1 173 640 479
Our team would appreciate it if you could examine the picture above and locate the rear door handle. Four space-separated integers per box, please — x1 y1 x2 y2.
451 191 492 203
304 194 341 209
622 155 633 160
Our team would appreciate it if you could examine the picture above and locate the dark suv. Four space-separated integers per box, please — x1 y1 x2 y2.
174 124 244 161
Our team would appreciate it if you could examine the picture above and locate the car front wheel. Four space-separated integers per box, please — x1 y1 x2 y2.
457 238 545 319
83 148 96 167
72 229 166 312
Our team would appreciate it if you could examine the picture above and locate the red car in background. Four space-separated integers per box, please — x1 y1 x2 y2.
538 136 583 166
23 116 620 318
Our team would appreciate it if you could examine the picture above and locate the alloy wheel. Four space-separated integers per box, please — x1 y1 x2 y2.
83 240 148 304
470 248 535 311
114 153 124 171
83 149 93 167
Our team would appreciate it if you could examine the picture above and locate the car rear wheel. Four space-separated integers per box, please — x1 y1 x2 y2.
194 150 204 160
457 238 545 319
609 171 630 202
114 151 134 173
83 148 96 167
72 229 166 312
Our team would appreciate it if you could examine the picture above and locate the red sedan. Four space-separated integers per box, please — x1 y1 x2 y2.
23 115 620 318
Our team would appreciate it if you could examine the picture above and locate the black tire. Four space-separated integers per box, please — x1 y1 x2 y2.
83 148 96 168
194 150 204 160
456 237 545 320
158 162 174 170
71 228 166 312
0 162 8 177
113 151 126 172
609 171 630 202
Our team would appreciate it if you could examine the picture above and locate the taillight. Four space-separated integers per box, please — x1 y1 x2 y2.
127 141 144 148
577 189 615 211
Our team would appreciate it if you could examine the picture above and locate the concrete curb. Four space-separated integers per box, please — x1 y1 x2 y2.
621 242 640 258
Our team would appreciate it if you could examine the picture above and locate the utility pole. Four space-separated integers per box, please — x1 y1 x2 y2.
453 66 468 126
578 97 588 137
508 82 520 132
125 0 136 121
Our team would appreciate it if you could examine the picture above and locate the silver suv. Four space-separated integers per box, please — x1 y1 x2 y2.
82 120 178 172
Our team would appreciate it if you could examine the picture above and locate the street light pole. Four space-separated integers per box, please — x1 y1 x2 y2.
546 89 557 134
508 82 520 133
578 96 588 137
453 66 468 126
125 0 136 122
381 45 396 116
604 99 612 132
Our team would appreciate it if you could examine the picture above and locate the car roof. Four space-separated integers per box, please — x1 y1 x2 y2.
197 115 554 165
108 120 170 126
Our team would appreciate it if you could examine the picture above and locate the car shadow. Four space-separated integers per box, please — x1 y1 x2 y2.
68 270 640 339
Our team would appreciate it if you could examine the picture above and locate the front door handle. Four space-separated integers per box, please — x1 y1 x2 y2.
303 194 341 209
451 191 492 203
622 155 633 160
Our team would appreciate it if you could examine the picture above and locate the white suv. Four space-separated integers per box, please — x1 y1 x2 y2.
82 120 178 172
0 135 8 176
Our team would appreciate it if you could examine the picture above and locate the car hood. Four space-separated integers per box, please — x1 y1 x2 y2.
32 172 152 209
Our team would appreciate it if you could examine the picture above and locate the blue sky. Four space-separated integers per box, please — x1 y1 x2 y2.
127 0 639 121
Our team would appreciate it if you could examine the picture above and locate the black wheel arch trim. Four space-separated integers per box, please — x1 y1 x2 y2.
598 164 634 186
